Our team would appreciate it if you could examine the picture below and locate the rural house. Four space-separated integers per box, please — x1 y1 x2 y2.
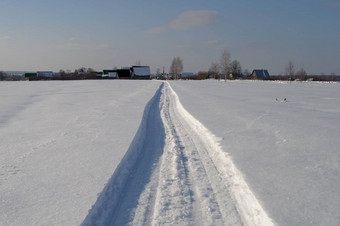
131 66 151 79
250 69 270 80
37 71 54 78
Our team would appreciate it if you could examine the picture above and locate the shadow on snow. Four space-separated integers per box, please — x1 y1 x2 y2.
81 83 165 226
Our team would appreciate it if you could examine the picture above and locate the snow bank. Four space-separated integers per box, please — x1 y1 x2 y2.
82 83 164 225
169 80 340 226
167 82 275 226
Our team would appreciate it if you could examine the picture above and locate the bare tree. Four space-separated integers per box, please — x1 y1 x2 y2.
170 57 183 80
135 60 141 66
197 71 209 80
230 60 242 75
78 67 86 73
285 61 294 81
0 71 6 80
220 48 231 80
330 72 336 81
243 69 250 76
87 68 95 73
296 68 307 80
209 62 220 79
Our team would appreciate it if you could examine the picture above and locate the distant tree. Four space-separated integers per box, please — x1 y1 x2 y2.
230 60 242 75
220 48 231 80
209 62 220 79
296 68 307 80
59 69 66 79
197 71 209 80
86 68 93 73
330 72 336 81
243 69 250 76
156 68 161 75
170 57 183 80
85 68 98 79
0 71 7 80
135 60 141 66
78 67 86 73
73 69 79 79
285 61 295 81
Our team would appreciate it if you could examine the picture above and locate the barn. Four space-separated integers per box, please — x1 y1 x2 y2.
250 69 270 80
131 66 151 79
103 70 117 78
117 68 131 78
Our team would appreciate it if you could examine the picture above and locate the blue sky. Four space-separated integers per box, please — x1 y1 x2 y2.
1 0 339 74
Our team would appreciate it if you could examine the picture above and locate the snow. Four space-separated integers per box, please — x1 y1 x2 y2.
82 82 274 225
1 79 339 226
169 80 340 226
0 80 160 226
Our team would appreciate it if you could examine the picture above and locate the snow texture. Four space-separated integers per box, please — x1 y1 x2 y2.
0 80 160 226
1 79 339 226
82 82 274 225
169 80 340 226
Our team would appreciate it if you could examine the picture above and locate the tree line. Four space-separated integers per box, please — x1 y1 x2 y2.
165 49 339 81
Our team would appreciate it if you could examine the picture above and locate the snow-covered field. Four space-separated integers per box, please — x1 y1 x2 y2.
0 80 160 226
1 80 339 226
169 80 340 226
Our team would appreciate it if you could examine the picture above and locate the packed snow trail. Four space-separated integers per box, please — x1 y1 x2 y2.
82 82 274 226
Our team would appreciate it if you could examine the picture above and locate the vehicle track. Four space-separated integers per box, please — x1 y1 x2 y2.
82 82 274 226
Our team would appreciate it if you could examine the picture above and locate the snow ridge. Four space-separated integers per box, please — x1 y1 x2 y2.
82 83 165 226
167 82 275 226
82 81 275 225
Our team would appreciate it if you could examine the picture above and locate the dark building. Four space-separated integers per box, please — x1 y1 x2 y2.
117 68 131 78
250 69 270 80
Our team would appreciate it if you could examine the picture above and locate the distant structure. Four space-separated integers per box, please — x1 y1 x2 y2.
22 65 153 81
250 69 270 80
102 69 117 78
24 72 37 80
131 66 151 79
37 71 54 78
181 72 196 79
117 68 131 78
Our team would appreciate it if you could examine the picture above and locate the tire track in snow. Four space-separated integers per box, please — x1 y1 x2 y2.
164 82 275 226
82 83 165 226
82 82 275 226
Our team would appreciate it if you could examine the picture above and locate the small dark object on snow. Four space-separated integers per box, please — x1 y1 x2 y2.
284 98 287 102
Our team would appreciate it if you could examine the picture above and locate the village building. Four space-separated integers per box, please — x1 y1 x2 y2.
37 71 54 78
103 70 117 78
116 68 131 78
131 66 151 79
181 72 197 79
250 69 270 80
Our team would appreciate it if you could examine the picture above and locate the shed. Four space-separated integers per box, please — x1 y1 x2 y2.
103 70 117 78
24 72 37 80
117 68 131 78
251 69 270 80
37 71 54 78
131 66 151 79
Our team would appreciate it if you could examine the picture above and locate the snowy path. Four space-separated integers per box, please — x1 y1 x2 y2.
82 82 274 226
